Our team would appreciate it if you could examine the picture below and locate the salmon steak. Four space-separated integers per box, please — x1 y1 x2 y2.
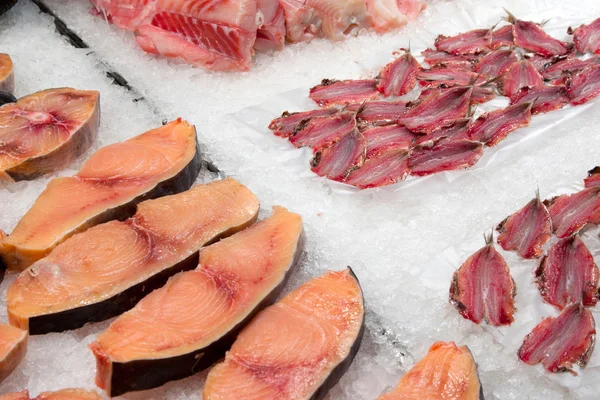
377 341 483 400
91 206 303 396
0 389 102 400
203 267 365 400
0 54 14 94
0 119 201 270
7 178 260 334
0 88 100 182
0 323 27 383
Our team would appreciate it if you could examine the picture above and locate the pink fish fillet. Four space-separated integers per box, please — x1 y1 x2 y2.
362 124 416 158
365 0 425 33
290 111 357 150
569 18 600 55
512 18 572 57
474 49 518 78
311 129 366 181
419 85 496 105
346 100 408 123
309 79 380 107
269 108 338 138
417 68 484 88
567 64 600 105
499 60 544 98
467 102 532 147
541 57 600 81
408 139 483 176
414 118 470 146
255 0 286 51
510 85 569 115
434 28 492 55
345 149 410 189
490 24 514 50
377 51 422 97
421 48 479 70
545 187 600 238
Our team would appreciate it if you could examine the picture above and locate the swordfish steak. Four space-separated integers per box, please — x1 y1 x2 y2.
6 178 260 334
0 119 201 271
91 206 303 396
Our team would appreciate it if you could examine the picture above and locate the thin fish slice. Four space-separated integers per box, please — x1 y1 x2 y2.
536 235 599 309
524 53 558 72
309 79 379 107
409 139 483 177
6 179 260 334
377 341 482 400
414 118 470 145
376 51 421 97
569 18 600 54
203 268 365 400
421 48 478 70
91 206 303 397
567 64 600 105
419 85 496 105
417 68 482 88
541 57 600 81
0 54 14 94
435 28 492 55
510 85 569 114
398 86 473 134
363 124 415 158
345 149 410 189
474 49 518 78
346 100 408 123
449 236 516 326
497 195 552 259
0 389 102 400
491 24 514 50
290 111 356 150
499 60 544 98
269 108 338 138
0 324 27 383
512 18 572 57
0 119 201 270
584 166 600 188
545 187 600 238
467 102 532 146
311 130 366 181
518 303 595 373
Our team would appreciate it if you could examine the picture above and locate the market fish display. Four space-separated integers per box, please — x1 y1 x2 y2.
6 178 259 334
0 119 201 270
0 389 102 400
377 341 482 400
0 323 27 382
0 54 13 94
203 268 365 400
0 88 100 182
91 206 303 396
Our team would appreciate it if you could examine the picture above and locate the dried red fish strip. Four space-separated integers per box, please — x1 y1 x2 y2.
497 195 551 259
512 18 572 57
398 86 472 134
414 118 470 145
309 79 380 107
435 28 492 55
490 25 514 50
545 187 600 238
518 303 595 373
567 64 600 105
345 149 410 189
536 235 599 309
311 129 366 181
467 102 532 147
290 111 356 150
584 166 600 188
362 124 415 158
541 57 600 81
346 100 408 123
421 48 478 70
269 108 338 137
500 60 544 98
474 49 518 78
377 51 421 97
524 53 557 72
408 139 483 176
569 18 600 55
449 236 516 326
417 68 483 88
510 85 569 114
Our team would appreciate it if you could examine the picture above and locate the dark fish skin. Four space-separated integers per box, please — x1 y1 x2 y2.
377 51 422 97
567 64 600 105
584 166 600 188
309 79 379 107
467 102 532 147
545 186 600 238
568 18 600 55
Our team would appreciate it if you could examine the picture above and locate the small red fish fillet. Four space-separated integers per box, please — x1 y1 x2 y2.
414 118 470 145
421 48 478 70
525 53 558 72
467 102 532 147
536 235 599 309
366 0 426 33
417 68 483 88
512 19 572 57
362 124 415 158
490 24 514 50
435 28 492 55
311 130 366 181
541 57 600 81
569 18 600 55
510 85 569 114
377 51 421 97
290 111 356 150
545 187 600 238
310 79 380 107
398 86 473 134
408 139 483 176
474 49 518 78
346 100 408 123
584 166 600 188
500 60 544 98
518 303 595 373
449 240 516 326
269 108 338 137
497 196 552 259
567 64 600 105
345 149 410 189
255 0 286 51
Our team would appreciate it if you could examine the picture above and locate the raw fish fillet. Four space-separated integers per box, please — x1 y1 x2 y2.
0 324 27 383
541 57 600 81
310 79 380 107
311 130 366 181
496 195 551 259
362 124 415 158
377 341 482 400
490 24 514 50
524 53 558 72
0 389 102 400
545 187 600 238
269 108 338 138
346 100 408 123
255 0 286 51
419 85 495 105
511 17 572 57
434 28 492 55
569 18 600 54
567 64 600 105
518 303 595 373
510 85 569 114
417 68 482 88
536 235 599 309
366 0 425 33
0 54 14 94
290 111 356 150
91 206 303 396
467 102 532 146
0 88 100 182
474 49 518 78
6 178 259 334
398 86 473 134
345 149 409 189
408 139 483 176
449 237 516 326
203 268 365 400
0 119 201 270
584 166 600 188
414 118 470 146
377 51 421 97
421 48 478 70
499 60 544 98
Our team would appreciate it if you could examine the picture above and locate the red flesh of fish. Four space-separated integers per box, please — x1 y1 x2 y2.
417 68 484 88
510 85 569 114
346 100 408 124
310 79 380 107
490 24 514 50
541 57 600 81
435 28 492 55
408 139 483 176
467 102 532 146
414 118 470 146
474 49 519 78
255 0 286 51
419 85 496 105
545 187 600 238
311 130 366 181
345 149 410 189
377 51 422 97
584 166 600 189
569 18 600 55
421 48 478 70
269 108 338 137
500 60 544 98
363 124 416 158
290 111 356 150
567 64 600 105
512 19 572 57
